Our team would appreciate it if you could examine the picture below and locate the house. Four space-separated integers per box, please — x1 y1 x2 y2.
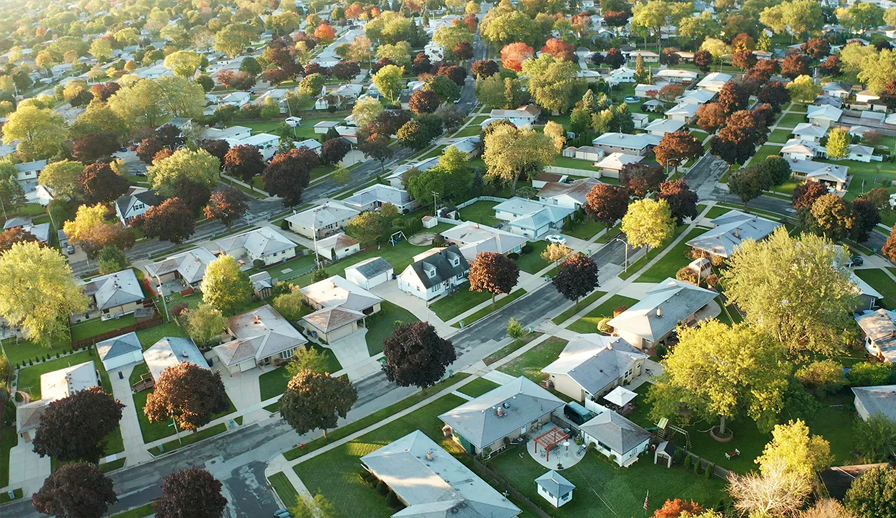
493 197 575 239
788 159 849 192
642 99 666 112
815 95 844 108
635 83 663 97
145 248 217 288
213 305 309 374
696 72 732 93
115 189 161 225
822 82 852 99
686 211 783 258
851 274 883 311
202 125 252 141
848 144 875 163
579 405 651 467
345 257 394 290
211 227 297 267
451 136 480 159
628 50 659 62
644 118 685 137
315 84 363 110
591 132 660 156
80 269 145 318
341 184 416 213
96 332 144 371
313 120 340 134
250 271 274 299
386 156 440 188
781 139 826 161
316 233 360 261
855 309 896 363
665 102 699 123
16 362 99 440
231 133 280 161
536 471 575 508
807 105 843 127
536 178 603 209
653 68 699 84
852 385 896 422
15 160 46 194
294 139 322 155
608 66 636 85
677 89 715 105
286 202 360 239
300 275 383 342
398 245 470 301
143 337 208 382
360 431 521 518
487 105 541 127
220 91 252 107
792 123 828 142
440 221 528 263
254 88 290 112
607 278 718 350
2 218 50 243
572 145 604 162
439 376 565 457
856 90 880 104
632 112 650 129
543 334 648 403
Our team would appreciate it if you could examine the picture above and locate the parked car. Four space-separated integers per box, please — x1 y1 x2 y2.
546 235 567 245
849 256 863 267
66 245 75 255
285 117 302 127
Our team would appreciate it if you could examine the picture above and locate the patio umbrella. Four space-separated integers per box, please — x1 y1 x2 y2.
603 386 637 407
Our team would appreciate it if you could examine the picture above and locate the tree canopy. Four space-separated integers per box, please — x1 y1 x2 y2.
280 371 357 439
382 322 456 389
144 362 229 432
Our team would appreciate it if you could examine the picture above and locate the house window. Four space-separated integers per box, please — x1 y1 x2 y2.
597 440 611 451
280 349 295 359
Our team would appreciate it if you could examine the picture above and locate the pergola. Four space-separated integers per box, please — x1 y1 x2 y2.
534 427 569 462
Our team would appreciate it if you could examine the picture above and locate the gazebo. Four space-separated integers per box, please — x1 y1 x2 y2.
534 427 569 462
603 386 638 407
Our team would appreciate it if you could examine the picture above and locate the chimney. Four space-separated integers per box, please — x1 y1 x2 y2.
656 307 663 318
426 450 434 461
253 314 262 325
734 228 740 238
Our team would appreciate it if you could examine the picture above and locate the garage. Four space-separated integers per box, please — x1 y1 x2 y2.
96 332 145 371
345 257 393 290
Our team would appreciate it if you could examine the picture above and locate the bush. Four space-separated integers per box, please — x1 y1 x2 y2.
705 462 714 479
704 274 720 288
253 259 265 268
796 360 847 396
849 362 895 387
508 252 520 260
676 267 699 285
597 318 612 333
673 449 683 464
655 344 667 359
521 244 534 254
386 491 401 509
683 454 693 470
376 480 388 495
280 220 289 231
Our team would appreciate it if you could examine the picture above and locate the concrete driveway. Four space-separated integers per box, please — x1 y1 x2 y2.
326 329 379 381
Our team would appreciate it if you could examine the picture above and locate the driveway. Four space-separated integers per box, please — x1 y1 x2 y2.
326 329 377 381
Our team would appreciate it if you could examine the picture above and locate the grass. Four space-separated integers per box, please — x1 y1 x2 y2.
136 322 188 349
263 252 316 282
513 241 550 274
498 337 569 383
617 225 688 281
637 227 707 283
258 345 343 401
283 373 471 460
1 337 70 367
364 301 420 356
149 423 228 455
456 201 501 227
0 488 23 504
133 390 236 444
109 503 154 518
567 294 639 334
704 206 730 220
563 219 605 240
456 377 500 398
551 290 606 325
269 472 300 509
70 314 138 342
483 333 543 366
854 269 896 310
430 287 491 321
750 144 783 165
777 112 807 128
17 350 112 400
767 128 793 144
553 156 599 172
0 426 17 488
99 458 127 473
455 289 527 327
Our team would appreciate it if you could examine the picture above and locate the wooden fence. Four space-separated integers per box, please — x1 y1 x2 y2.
70 313 164 350
470 457 553 518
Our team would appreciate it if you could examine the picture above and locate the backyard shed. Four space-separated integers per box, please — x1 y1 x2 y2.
96 332 144 371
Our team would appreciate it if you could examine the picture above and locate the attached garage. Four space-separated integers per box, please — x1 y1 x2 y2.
345 257 393 290
96 332 144 371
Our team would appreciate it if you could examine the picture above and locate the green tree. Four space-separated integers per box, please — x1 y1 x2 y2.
39 160 84 199
186 303 226 347
853 413 896 463
285 346 331 376
760 0 823 39
756 419 833 484
279 371 357 439
786 74 821 103
810 193 855 241
89 38 113 61
373 65 404 103
351 96 384 128
844 465 896 518
299 73 327 96
621 199 675 251
147 148 221 198
2 105 67 160
631 0 670 47
273 284 308 322
507 318 525 340
346 212 390 246
96 246 128 275
520 54 586 114
215 24 255 57
858 48 896 95
375 42 413 66
200 255 254 314
164 51 202 78
483 124 555 194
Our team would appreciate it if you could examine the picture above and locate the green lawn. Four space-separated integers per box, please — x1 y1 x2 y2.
453 124 482 137
751 144 782 165
567 294 639 334
514 241 551 274
365 301 420 356
260 252 316 283
498 337 569 384
269 472 300 510
483 333 542 366
617 225 688 281
637 227 707 283
553 156 599 172
563 219 605 240
258 345 343 401
430 287 491 321
132 390 236 444
70 314 138 342
1 337 70 367
0 426 17 488
854 269 896 310
17 350 112 400
0 488 23 504
767 128 793 144
110 503 154 518
777 112 806 128
136 322 188 349
551 290 606 325
456 377 501 398
704 206 731 220
788 103 809 113
833 158 896 206
456 201 501 227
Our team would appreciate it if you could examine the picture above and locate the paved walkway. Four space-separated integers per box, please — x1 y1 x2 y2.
107 364 153 466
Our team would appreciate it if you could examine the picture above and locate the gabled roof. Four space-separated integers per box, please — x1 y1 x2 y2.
16 361 99 434
543 335 646 396
782 139 824 156
81 269 144 310
807 104 843 122
343 184 412 209
96 332 142 361
115 189 161 216
286 202 360 229
301 275 383 312
580 407 651 454
404 244 470 289
787 158 849 182
697 72 732 87
145 248 217 284
440 221 529 263
537 178 602 205
852 385 896 421
439 376 564 450
607 278 717 342
494 197 575 226
678 89 715 104
592 132 661 149
665 102 699 116
346 257 393 279
644 118 686 135
856 309 896 362
316 232 360 250
687 212 782 258
792 123 828 138
654 68 699 80
594 152 644 171
213 227 296 258
535 471 576 497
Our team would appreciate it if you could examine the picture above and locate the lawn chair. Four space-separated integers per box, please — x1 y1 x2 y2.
725 448 741 460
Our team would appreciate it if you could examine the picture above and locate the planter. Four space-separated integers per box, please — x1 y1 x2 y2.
709 426 734 443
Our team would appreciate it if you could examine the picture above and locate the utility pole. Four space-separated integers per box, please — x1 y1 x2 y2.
432 191 439 217
311 207 322 270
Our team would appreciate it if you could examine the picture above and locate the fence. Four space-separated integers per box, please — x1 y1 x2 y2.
70 313 164 350
456 196 509 209
470 457 553 518
544 165 602 179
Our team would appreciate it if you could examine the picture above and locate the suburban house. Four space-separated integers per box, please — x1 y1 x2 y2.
653 68 699 84
439 376 565 457
2 218 50 243
487 105 541 127
300 275 383 342
294 138 322 154
822 82 852 99
851 274 883 311
848 144 876 163
398 245 470 301
677 89 715 105
315 233 360 261
254 88 290 112
341 184 416 213
608 66 636 85
851 385 896 422
143 337 208 382
440 221 528 263
855 309 896 363
202 125 252 142
220 91 251 107
579 405 652 467
781 139 826 161
16 362 99 440
345 257 394 290
79 269 145 319
115 189 161 225
607 278 718 350
212 305 309 374
211 227 297 267
536 471 575 508
493 197 575 239
229 133 280 161
687 211 783 258
532 172 568 189
286 202 360 239
696 72 732 92
543 334 648 403
360 431 521 518
15 160 46 195
144 247 217 288
314 120 340 134
595 152 645 178
536 178 602 209
386 156 440 188
627 49 659 62
807 105 843 127
856 90 880 104
644 118 685 137
664 102 699 123
96 332 144 371
788 159 849 192
591 132 661 156
792 123 828 142
314 83 363 110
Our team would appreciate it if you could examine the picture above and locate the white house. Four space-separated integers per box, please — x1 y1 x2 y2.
294 138 322 155
231 133 280 161
16 362 99 440
487 105 541 127
202 125 252 141
211 227 297 266
536 178 602 209
315 83 363 110
300 275 383 342
536 471 575 508
493 197 574 240
856 309 896 363
792 123 828 142
255 88 290 112
787 159 849 192
608 66 636 85
314 120 340 135
15 160 46 194
144 248 217 287
115 189 161 225
220 91 252 107
696 72 732 92
822 82 852 99
644 118 685 137
96 332 144 371
807 105 843 128
595 152 644 178
591 133 660 156
851 385 896 422
342 184 416 213
687 211 783 258
654 68 699 84
848 144 876 163
543 334 648 403
315 232 360 261
627 50 659 62
856 90 880 104
579 405 651 467
213 305 309 374
440 221 528 263
781 139 826 161
398 245 470 301
345 257 394 290
286 202 360 239
664 102 699 123
677 89 715 105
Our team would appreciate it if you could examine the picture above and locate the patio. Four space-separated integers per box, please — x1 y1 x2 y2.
526 423 586 470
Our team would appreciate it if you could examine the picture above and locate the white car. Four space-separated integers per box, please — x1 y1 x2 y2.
546 235 567 245
285 117 302 127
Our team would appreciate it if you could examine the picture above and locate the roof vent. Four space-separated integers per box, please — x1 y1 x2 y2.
181 350 189 358
503 402 511 409
656 307 663 318
253 314 262 325
426 450 434 461
734 228 740 238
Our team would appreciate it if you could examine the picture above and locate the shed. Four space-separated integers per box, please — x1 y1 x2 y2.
345 257 394 290
96 332 144 371
535 470 575 508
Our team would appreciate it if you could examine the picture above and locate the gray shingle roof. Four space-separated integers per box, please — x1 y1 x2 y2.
535 470 575 497
580 410 651 455
607 278 717 342
852 385 896 421
96 332 142 361
408 245 470 289
81 269 144 311
687 213 782 258
348 257 393 279
542 336 646 396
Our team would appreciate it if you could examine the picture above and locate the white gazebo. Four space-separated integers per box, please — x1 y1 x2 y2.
603 386 638 407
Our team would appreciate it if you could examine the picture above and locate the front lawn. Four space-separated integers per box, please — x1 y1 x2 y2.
17 350 112 400
498 337 569 383
456 201 502 227
750 144 782 164
483 333 542 366
269 472 300 510
703 206 731 220
617 225 688 281
0 425 17 488
258 345 343 401
567 294 639 334
70 314 138 342
767 128 793 144
456 377 500 398
110 503 154 518
564 219 605 240
854 269 896 310
456 289 527 327
132 389 236 444
777 112 806 128
637 227 707 283
149 422 228 455
514 241 551 274
430 287 492 321
551 290 606 325
365 301 420 356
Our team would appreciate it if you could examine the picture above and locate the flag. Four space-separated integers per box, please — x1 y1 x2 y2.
643 490 649 512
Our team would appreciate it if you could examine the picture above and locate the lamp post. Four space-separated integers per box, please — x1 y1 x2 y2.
311 206 322 270
610 237 629 272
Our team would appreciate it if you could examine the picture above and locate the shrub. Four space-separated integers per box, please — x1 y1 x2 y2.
673 449 683 464
376 480 388 495
704 274 720 288
655 344 668 359
507 252 520 260
705 462 714 479
683 454 693 470
597 318 612 334
676 267 699 285
521 244 534 254
849 362 895 387
613 305 629 316
280 220 289 231
386 490 401 509
796 360 847 396
253 259 265 268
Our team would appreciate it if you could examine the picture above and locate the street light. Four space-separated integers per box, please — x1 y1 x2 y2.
610 237 629 272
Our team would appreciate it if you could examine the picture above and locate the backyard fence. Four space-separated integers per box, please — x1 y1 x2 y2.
544 165 602 179
470 457 553 518
456 196 509 209
70 313 164 350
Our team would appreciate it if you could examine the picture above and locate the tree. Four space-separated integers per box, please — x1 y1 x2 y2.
358 133 393 171
280 371 357 439
810 193 854 241
658 180 698 225
204 187 249 231
756 420 833 486
717 81 750 114
782 52 811 79
552 253 599 305
33 462 117 518
144 362 229 431
654 131 703 174
409 90 440 115
543 121 566 153
72 132 121 164
135 198 195 244
723 228 857 354
621 199 675 251
619 163 666 197
793 181 828 210
732 50 758 70
223 145 265 188
32 386 124 463
0 242 88 344
352 97 385 128
164 51 202 78
96 246 128 276
332 61 361 81
584 184 630 227
757 81 791 111
760 0 823 39
79 163 129 205
787 75 821 104
382 322 456 389
803 38 831 59
851 198 882 243
148 149 220 198
819 55 842 76
2 104 67 160
215 23 255 57
694 49 714 72
483 124 555 195
658 84 685 102
64 204 135 257
653 499 704 518
728 462 813 518
885 227 896 263
346 212 390 247
39 160 84 199
542 38 576 61
273 284 309 323
696 103 728 133
284 346 332 377
648 321 789 435
373 65 405 103
826 128 850 159
853 412 896 464
0 228 40 255
263 148 319 206
199 255 253 315
521 54 586 114
472 60 500 78
155 468 227 518
541 243 573 263
844 466 896 518
469 251 520 306
397 116 443 150
727 165 768 205
437 65 467 87
500 43 535 72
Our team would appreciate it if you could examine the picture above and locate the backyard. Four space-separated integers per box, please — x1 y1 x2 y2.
70 314 138 342
455 201 501 228
1 337 70 366
17 350 112 400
